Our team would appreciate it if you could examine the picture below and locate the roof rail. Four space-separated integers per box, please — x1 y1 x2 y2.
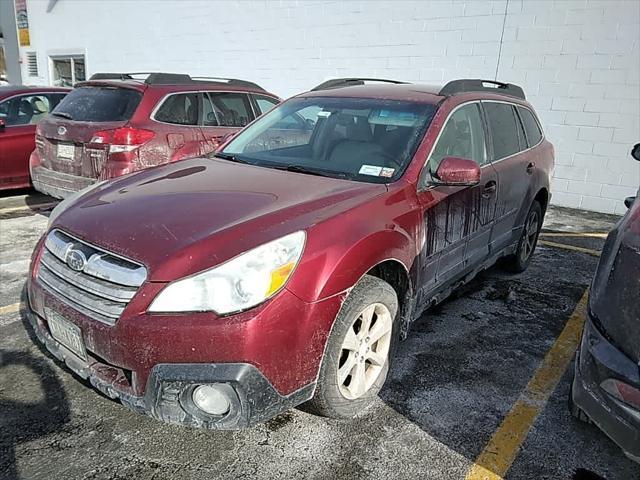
88 72 266 91
89 73 136 81
439 79 526 100
190 76 265 91
311 78 409 91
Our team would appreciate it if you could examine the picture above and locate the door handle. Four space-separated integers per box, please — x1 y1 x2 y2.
526 162 535 174
482 181 497 198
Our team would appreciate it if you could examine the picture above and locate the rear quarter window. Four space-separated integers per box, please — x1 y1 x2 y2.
517 106 543 146
52 86 142 122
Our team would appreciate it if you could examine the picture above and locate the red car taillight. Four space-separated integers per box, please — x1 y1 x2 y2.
601 378 640 411
90 127 155 153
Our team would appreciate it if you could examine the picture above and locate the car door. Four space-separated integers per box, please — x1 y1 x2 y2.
0 93 60 189
152 91 206 163
416 102 498 303
199 92 255 155
482 101 533 252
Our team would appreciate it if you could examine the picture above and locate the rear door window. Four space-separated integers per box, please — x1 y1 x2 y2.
154 92 198 126
207 92 253 127
517 106 543 147
53 87 142 122
483 102 521 160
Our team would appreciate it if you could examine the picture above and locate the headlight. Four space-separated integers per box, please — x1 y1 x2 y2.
47 180 107 228
148 231 306 315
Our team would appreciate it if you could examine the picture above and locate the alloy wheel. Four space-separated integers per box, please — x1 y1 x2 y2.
520 210 539 262
337 303 393 400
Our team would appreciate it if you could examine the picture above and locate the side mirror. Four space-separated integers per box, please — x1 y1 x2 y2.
624 196 636 209
631 143 640 161
433 156 481 186
0 119 5 131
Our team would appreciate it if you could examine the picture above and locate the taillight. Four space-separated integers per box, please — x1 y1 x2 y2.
601 378 640 411
90 127 155 153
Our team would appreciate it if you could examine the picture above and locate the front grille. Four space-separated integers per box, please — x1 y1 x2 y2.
37 229 147 325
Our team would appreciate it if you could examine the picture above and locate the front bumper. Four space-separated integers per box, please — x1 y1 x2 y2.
31 165 95 199
26 307 315 429
572 314 640 461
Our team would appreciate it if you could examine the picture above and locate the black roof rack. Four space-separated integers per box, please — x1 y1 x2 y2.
311 77 409 91
439 79 525 100
88 72 266 91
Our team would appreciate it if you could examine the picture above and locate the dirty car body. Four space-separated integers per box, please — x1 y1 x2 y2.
571 144 640 462
29 72 280 199
26 78 554 428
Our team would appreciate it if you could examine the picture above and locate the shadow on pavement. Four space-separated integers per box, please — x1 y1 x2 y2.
0 313 71 480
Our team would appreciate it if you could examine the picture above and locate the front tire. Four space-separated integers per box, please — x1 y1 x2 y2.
307 275 399 419
502 200 543 273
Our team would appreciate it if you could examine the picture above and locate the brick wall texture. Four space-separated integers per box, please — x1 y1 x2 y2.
21 0 640 214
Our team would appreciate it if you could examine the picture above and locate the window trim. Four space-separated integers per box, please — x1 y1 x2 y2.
0 92 64 128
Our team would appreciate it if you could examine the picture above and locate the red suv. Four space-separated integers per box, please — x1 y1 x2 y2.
30 73 280 198
0 86 69 190
27 78 553 428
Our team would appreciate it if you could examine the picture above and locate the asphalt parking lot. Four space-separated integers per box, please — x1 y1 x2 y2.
0 192 638 480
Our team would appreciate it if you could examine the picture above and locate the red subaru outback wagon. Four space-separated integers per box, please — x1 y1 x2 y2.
30 72 280 198
27 78 553 428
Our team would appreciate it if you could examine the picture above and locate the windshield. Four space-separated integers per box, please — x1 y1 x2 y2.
220 97 437 182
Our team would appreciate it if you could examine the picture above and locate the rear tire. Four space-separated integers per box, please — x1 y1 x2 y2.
502 200 543 273
306 275 399 419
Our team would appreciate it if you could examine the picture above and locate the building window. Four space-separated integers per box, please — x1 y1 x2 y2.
50 55 85 86
26 51 38 77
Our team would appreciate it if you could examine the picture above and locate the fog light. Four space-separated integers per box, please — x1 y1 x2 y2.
192 384 230 416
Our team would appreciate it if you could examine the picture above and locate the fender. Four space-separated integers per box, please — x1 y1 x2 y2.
287 227 416 303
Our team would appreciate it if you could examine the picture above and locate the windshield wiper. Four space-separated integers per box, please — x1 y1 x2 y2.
51 111 73 120
273 164 348 179
213 153 253 165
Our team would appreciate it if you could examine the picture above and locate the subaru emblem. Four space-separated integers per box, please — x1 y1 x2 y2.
58 126 67 135
66 248 87 272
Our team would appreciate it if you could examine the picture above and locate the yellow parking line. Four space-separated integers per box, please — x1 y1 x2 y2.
540 232 608 239
465 289 589 480
0 302 22 315
539 240 601 257
0 203 56 215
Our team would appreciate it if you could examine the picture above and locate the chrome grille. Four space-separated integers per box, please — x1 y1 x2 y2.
38 229 147 325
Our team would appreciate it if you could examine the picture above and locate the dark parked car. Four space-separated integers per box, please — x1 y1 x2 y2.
30 72 280 198
26 78 553 428
570 143 640 463
0 86 70 190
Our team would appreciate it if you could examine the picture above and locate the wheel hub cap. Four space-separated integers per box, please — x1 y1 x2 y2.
337 303 393 400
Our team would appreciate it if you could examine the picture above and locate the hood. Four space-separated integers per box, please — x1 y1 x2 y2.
53 157 386 281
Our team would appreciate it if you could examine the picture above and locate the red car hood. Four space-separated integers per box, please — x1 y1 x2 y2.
53 157 386 281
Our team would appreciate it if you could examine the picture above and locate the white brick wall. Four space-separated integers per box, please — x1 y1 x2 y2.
18 0 640 214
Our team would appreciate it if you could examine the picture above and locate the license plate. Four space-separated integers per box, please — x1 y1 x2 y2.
57 143 75 160
45 308 87 361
